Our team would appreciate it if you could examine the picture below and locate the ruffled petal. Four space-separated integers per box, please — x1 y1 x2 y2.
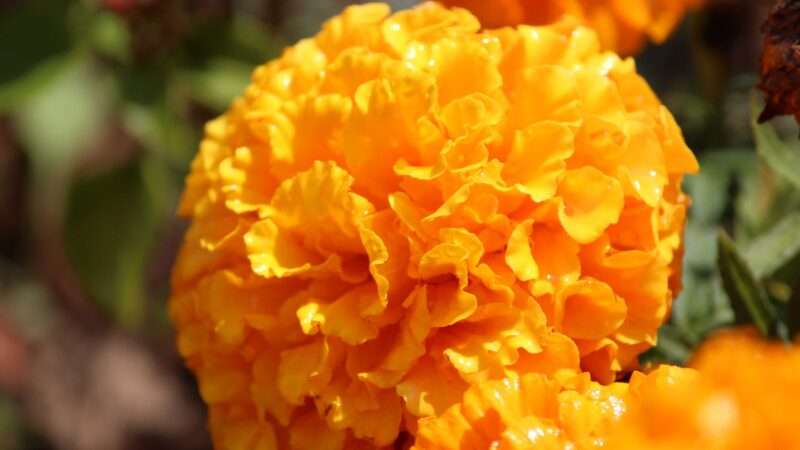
556 278 627 340
557 167 624 243
503 121 575 202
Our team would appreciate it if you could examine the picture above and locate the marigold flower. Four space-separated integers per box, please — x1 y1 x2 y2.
412 371 630 450
169 2 697 448
437 0 703 55
609 329 800 450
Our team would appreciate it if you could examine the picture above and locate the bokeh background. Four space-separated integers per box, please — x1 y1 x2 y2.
1 1 797 449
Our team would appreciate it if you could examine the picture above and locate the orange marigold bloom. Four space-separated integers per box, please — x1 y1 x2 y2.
412 371 630 450
169 2 697 449
437 0 703 55
610 329 800 450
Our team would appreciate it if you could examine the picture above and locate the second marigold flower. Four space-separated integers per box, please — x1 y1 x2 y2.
170 2 698 449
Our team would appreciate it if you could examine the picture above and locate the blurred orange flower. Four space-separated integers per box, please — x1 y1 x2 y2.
609 329 800 450
437 0 704 55
169 2 697 449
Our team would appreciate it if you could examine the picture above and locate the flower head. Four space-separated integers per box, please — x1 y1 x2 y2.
437 0 704 55
170 2 697 448
610 329 800 450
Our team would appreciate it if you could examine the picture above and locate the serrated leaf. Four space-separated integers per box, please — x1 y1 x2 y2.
743 211 800 279
751 94 800 190
717 230 777 337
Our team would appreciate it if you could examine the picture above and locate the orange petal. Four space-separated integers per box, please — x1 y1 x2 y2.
506 65 581 132
296 284 380 345
556 278 627 340
396 356 468 417
269 160 375 255
432 37 503 106
289 412 346 450
531 223 581 287
503 121 575 202
557 167 624 244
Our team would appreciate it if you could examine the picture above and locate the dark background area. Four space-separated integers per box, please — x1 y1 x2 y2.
1 1 796 449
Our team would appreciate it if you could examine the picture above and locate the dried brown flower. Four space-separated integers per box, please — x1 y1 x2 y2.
759 0 800 124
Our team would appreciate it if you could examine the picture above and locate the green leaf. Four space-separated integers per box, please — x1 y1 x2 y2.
743 211 800 280
683 224 718 272
751 94 800 190
87 11 131 63
14 55 114 175
640 325 691 366
122 101 197 168
180 58 252 112
684 150 754 226
671 271 735 346
0 0 72 110
64 161 157 329
788 290 800 339
717 230 777 337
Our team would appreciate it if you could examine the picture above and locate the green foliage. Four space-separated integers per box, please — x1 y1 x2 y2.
0 0 284 335
752 96 800 191
64 160 165 329
717 230 778 337
0 0 72 110
15 57 114 173
744 212 800 280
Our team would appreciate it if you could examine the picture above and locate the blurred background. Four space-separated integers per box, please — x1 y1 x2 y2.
0 0 798 449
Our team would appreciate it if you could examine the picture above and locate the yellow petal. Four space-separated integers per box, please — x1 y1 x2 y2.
382 2 480 54
658 106 699 174
531 224 581 287
359 286 431 388
432 37 503 106
503 121 575 202
316 3 390 58
428 281 478 327
245 219 368 282
358 210 414 315
278 338 340 404
396 356 468 417
417 228 484 287
557 167 624 244
440 93 505 138
505 219 539 282
269 160 375 255
296 284 381 345
617 118 668 207
506 65 581 131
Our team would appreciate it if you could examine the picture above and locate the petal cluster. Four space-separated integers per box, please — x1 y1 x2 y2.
412 371 630 450
437 0 704 55
609 329 800 450
169 2 697 449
